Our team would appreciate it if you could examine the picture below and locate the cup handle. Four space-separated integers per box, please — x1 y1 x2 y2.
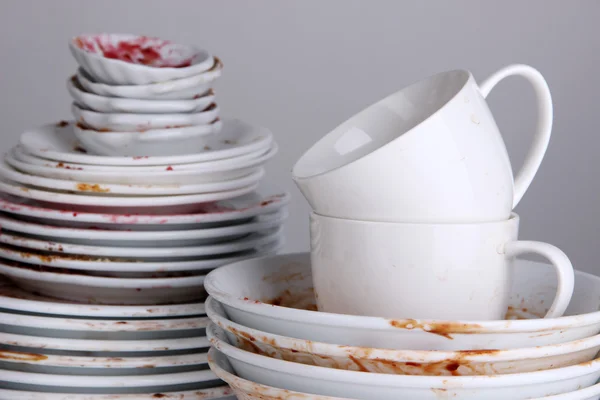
479 65 553 208
503 240 574 318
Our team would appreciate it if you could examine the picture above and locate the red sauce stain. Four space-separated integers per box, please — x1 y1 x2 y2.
165 166 173 171
76 183 110 193
56 120 69 127
388 319 484 340
133 156 150 160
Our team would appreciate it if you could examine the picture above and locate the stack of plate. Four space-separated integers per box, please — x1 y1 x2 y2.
204 253 600 399
68 33 224 157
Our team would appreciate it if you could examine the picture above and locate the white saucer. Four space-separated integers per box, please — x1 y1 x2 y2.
0 387 234 400
0 186 290 229
0 275 205 317
19 118 273 166
8 142 277 185
0 179 259 214
0 159 265 196
69 76 216 114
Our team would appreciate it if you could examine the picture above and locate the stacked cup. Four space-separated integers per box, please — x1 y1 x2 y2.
67 33 223 157
292 64 574 321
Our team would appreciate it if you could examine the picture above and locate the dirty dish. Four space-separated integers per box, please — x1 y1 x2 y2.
19 119 272 166
204 253 600 351
68 76 216 113
70 33 215 85
208 323 600 400
0 387 234 399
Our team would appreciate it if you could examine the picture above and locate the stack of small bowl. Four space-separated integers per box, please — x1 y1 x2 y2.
204 254 600 399
0 33 288 399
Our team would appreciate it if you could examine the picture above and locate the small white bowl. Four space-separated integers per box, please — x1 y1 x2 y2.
73 119 222 157
68 76 217 114
72 102 220 132
70 33 215 85
207 347 345 400
76 61 222 100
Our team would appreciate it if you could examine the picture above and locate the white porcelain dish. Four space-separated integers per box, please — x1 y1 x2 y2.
207 296 600 376
0 187 290 230
0 367 221 394
72 101 219 130
9 141 277 185
207 347 347 400
0 209 286 247
0 275 205 317
0 387 234 400
1 331 209 352
0 311 208 340
70 33 215 85
73 119 222 157
0 179 259 214
68 77 217 114
209 323 600 400
535 383 600 399
0 159 264 196
0 258 208 304
14 142 270 172
204 253 600 351
76 63 221 100
19 119 272 166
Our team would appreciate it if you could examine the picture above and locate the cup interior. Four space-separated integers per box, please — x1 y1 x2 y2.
293 70 470 179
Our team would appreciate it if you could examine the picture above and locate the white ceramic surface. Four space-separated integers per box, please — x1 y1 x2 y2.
0 367 221 394
0 209 286 247
293 64 552 222
311 212 573 320
73 118 222 157
0 387 234 400
204 253 600 351
70 33 215 85
1 331 209 352
68 77 217 113
0 258 208 304
0 311 208 340
207 297 600 376
209 323 600 400
76 64 220 100
11 138 277 185
0 275 205 317
19 119 272 166
0 158 265 196
72 101 220 131
0 187 289 230
207 347 347 400
536 383 600 399
0 179 259 214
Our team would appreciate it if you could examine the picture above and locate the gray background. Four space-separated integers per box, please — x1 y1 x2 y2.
0 1 598 273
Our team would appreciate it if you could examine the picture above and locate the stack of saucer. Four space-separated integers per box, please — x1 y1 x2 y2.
0 33 287 399
68 33 223 157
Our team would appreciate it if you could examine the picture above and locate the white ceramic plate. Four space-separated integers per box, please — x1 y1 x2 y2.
20 119 272 166
70 33 215 85
76 66 218 100
15 142 270 172
0 387 234 400
0 159 265 196
0 179 259 214
0 227 282 258
0 259 208 304
0 237 283 277
208 323 600 400
10 141 277 185
69 77 216 114
0 209 286 247
0 368 221 394
73 119 222 157
207 296 600 376
0 275 205 317
207 347 346 400
0 310 208 340
204 253 600 351
0 186 290 229
72 101 221 131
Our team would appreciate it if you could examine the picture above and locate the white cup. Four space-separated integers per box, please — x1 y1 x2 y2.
293 64 552 223
310 212 574 320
